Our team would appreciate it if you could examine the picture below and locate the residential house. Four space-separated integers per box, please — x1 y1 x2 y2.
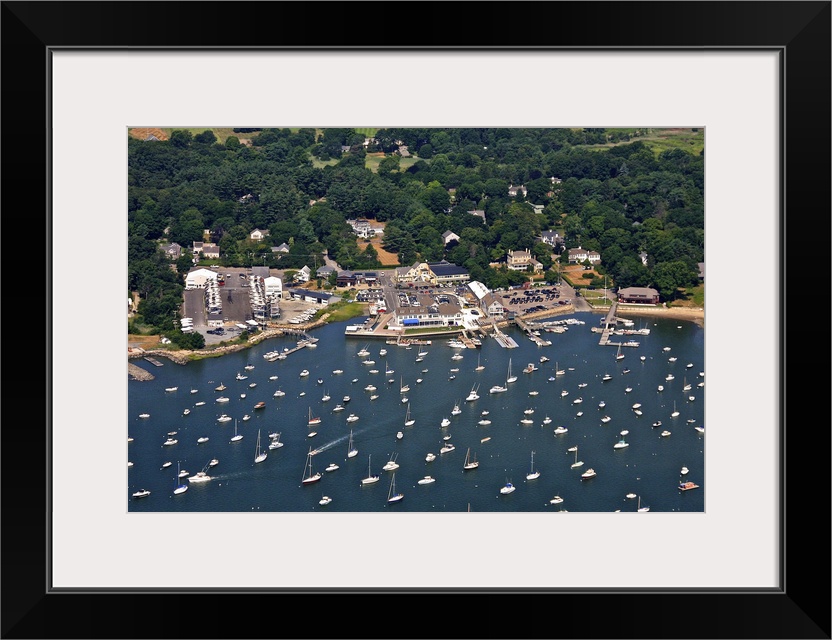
698 262 705 280
397 145 410 157
271 243 291 253
316 265 336 279
481 292 505 318
506 249 543 272
160 242 182 261
346 218 384 238
639 251 649 266
442 230 460 246
467 209 486 224
540 230 562 250
618 286 660 304
294 265 311 283
192 241 220 259
529 203 545 215
508 184 527 198
250 228 270 241
567 246 601 264
394 262 433 284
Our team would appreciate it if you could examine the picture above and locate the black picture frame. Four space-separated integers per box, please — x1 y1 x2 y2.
3 2 829 638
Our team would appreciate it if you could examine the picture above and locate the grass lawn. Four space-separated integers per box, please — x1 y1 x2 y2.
581 128 704 157
325 302 366 323
365 153 424 173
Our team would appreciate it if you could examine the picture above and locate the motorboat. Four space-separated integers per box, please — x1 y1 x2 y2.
346 414 359 423
418 476 436 485
217 414 232 423
188 471 212 483
554 425 568 434
197 436 210 444
132 489 151 499
208 459 219 467
425 452 436 462
478 419 492 426
549 495 564 505
326 463 339 472
242 414 251 421
268 433 284 450
165 387 178 392
681 466 689 475
319 496 333 506
163 437 178 446
299 370 309 377
440 442 456 454
216 396 230 403
500 482 516 495
613 439 629 449
661 430 672 437
581 468 597 479
440 417 451 428
138 413 150 419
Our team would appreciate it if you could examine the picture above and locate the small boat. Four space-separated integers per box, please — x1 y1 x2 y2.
570 448 583 468
308 408 322 426
520 418 534 425
242 414 251 421
680 466 689 475
549 495 564 505
686 362 694 368
235 373 248 381
529 390 539 396
132 489 151 499
386 473 404 504
189 470 212 484
165 387 178 392
661 430 672 437
561 390 569 398
371 394 380 401
525 451 540 480
418 475 436 485
695 425 705 434
249 382 257 388
500 481 516 495
539 355 550 363
194 401 206 407
657 385 664 392
347 430 358 458
524 408 535 415
602 373 612 382
319 496 333 506
663 346 671 352
578 382 587 388
543 416 552 425
361 455 380 485
613 439 629 449
640 356 646 362
215 383 227 391
217 414 232 423
634 409 643 416
342 395 351 403
216 396 230 403
268 433 284 450
554 425 568 435
478 419 492 426
382 453 400 472
463 447 479 470
481 410 490 416
576 411 584 417
325 463 339 472
451 402 462 416
396 431 404 440
240 393 247 399
440 442 456 454
299 369 310 377
581 468 597 479
254 401 266 410
480 436 491 443
637 496 650 512
244 364 255 371
620 429 629 436
425 452 436 462
632 403 642 410
317 378 324 385
161 461 172 469
668 356 677 363
346 413 359 423
163 437 178 446
332 369 343 375
208 458 219 467
307 431 317 438
671 402 680 418
506 358 517 384
652 420 663 428
666 374 675 381
615 345 625 361
333 404 345 412
182 409 190 416
624 387 632 393
489 384 507 394
273 389 285 397
572 397 583 404
404 403 415 427
197 436 210 444
190 388 198 394
138 413 150 419
598 400 606 408
679 481 700 491
269 375 278 381
440 417 451 428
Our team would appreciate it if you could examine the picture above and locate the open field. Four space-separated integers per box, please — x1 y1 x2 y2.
359 229 399 266
364 152 423 173
582 128 704 157
561 263 603 286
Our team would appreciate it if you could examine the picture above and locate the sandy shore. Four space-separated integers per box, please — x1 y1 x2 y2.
614 305 704 328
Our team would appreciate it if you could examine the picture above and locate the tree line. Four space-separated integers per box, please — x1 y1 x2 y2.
129 127 704 343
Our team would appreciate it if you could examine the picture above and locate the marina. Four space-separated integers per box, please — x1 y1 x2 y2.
128 312 704 513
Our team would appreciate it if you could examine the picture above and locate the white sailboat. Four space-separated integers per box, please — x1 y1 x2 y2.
404 403 415 427
301 447 322 485
475 354 485 371
254 429 268 463
361 454 380 485
230 419 243 443
506 358 517 384
671 401 680 418
526 450 540 480
173 463 188 495
386 472 403 503
400 376 410 393
347 429 358 458
615 344 625 360
554 361 565 376
637 496 650 512
570 447 584 468
463 447 479 470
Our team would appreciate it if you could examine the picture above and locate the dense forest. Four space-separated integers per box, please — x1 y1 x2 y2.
128 127 704 343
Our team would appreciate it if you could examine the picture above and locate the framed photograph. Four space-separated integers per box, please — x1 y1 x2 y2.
4 1 828 638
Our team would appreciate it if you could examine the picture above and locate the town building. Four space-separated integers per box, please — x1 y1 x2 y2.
618 286 660 304
567 246 601 264
506 249 543 272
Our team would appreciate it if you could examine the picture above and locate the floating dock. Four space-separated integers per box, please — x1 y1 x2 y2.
143 357 164 367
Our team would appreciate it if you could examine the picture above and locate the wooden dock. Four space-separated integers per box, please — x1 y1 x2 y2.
143 357 164 367
598 302 618 346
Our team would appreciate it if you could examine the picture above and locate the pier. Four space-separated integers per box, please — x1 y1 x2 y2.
514 317 552 347
598 302 618 346
143 357 165 367
488 319 519 348
263 335 319 361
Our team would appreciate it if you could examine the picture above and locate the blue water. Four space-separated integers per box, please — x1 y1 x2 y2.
127 312 705 513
